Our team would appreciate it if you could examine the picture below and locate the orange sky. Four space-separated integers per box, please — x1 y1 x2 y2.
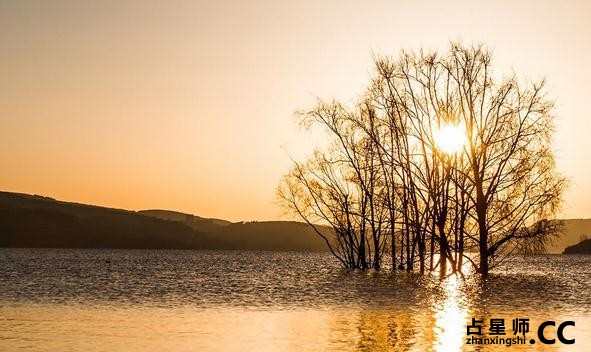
1 0 590 221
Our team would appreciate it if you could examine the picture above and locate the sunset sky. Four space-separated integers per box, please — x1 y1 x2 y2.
1 0 590 222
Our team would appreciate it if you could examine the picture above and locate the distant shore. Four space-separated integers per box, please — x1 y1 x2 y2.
563 238 591 254
1 190 589 253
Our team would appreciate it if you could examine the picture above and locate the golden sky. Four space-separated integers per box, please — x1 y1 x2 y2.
1 0 590 221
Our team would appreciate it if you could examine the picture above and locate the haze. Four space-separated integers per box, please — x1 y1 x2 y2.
1 0 590 221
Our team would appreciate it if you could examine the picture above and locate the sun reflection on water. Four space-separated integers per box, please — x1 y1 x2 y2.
432 275 470 352
2 250 591 352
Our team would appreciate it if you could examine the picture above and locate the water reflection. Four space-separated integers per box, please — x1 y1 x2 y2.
432 276 469 352
3 303 587 351
1 249 590 351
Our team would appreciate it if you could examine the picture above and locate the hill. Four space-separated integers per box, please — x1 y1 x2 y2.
0 191 198 249
0 191 327 251
199 221 328 251
563 237 591 254
1 190 589 253
138 209 231 233
547 219 591 254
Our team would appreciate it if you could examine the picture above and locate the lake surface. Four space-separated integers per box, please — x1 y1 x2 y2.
1 249 590 351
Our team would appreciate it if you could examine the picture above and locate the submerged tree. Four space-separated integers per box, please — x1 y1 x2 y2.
278 43 566 276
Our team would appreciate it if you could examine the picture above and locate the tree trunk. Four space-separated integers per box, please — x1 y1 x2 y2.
476 190 489 277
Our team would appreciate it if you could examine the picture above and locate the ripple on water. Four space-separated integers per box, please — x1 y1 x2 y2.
1 249 590 351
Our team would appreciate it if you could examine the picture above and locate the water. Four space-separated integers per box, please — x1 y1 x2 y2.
1 249 590 351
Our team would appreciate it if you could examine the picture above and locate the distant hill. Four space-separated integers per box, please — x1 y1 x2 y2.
136 210 329 251
138 209 231 233
200 221 328 251
1 190 589 253
133 212 591 254
0 191 327 251
563 237 591 254
548 219 591 254
0 191 198 249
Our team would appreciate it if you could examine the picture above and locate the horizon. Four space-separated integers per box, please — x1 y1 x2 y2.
2 0 591 222
4 189 591 224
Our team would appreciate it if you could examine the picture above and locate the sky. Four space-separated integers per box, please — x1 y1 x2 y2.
1 0 590 221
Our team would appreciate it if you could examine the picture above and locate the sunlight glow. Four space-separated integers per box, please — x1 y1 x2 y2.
432 276 469 352
433 123 467 155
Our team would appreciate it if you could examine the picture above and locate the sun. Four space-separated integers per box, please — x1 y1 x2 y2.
433 123 467 155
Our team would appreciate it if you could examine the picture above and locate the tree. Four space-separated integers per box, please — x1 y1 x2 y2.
278 42 566 276
277 102 389 269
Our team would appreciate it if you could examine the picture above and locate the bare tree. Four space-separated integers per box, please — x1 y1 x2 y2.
277 102 388 269
279 42 566 276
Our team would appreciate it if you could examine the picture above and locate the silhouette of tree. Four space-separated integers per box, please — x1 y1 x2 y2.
279 42 566 275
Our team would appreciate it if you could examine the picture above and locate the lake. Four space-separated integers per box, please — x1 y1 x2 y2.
0 249 590 351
